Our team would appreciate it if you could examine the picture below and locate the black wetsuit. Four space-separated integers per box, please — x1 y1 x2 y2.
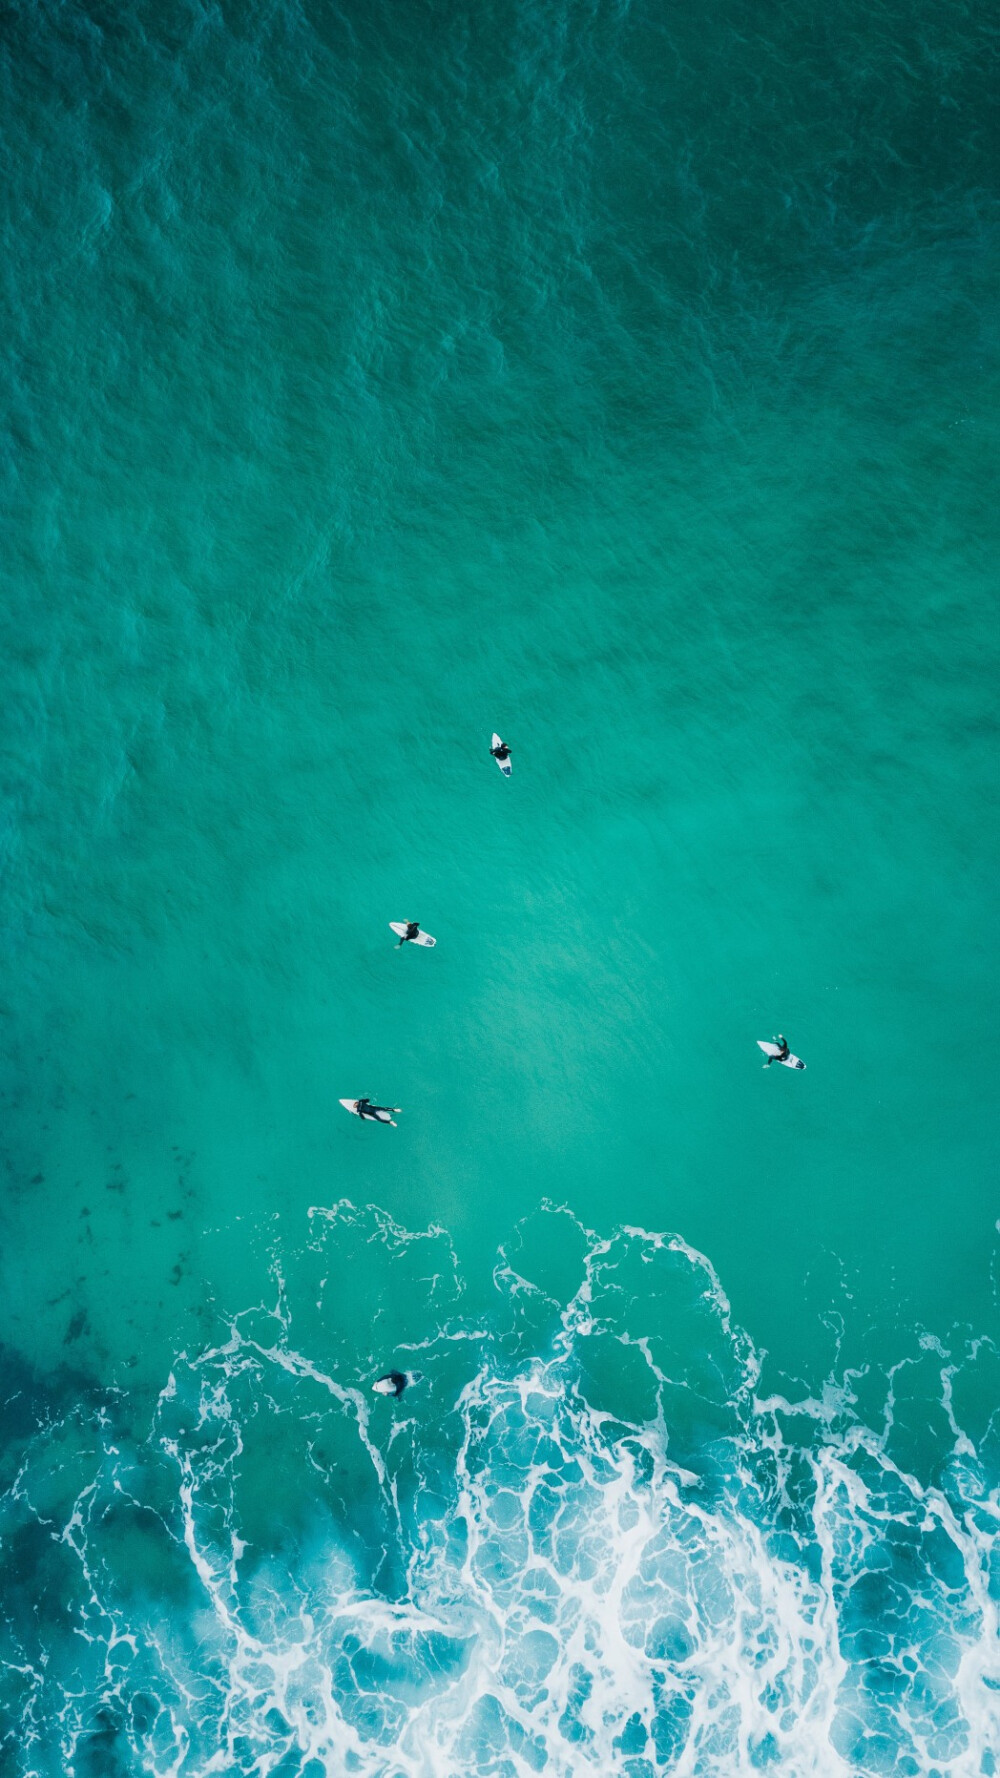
399 922 420 945
492 742 510 760
378 1370 408 1397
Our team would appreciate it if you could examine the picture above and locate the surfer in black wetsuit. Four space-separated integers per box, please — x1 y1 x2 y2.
491 738 511 763
353 1098 399 1123
764 1035 791 1068
373 1370 409 1398
397 922 420 947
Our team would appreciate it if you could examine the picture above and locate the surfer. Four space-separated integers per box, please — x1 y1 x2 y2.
763 1035 791 1068
355 1097 389 1122
341 1096 400 1124
397 921 420 947
372 1370 409 1398
490 738 511 764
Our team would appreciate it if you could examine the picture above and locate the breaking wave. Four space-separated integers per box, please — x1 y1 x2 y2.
1 1204 997 1776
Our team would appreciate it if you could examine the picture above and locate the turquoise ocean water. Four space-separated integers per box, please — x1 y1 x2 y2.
1 0 998 1771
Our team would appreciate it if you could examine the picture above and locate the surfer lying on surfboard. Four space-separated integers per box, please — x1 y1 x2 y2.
490 735 512 775
353 1097 399 1124
372 1369 423 1398
764 1035 791 1067
373 1370 409 1397
397 921 421 947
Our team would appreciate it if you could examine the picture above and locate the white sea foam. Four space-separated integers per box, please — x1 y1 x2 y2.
1 1207 997 1776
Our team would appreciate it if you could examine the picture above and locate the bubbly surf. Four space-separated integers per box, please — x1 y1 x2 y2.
2 1206 997 1776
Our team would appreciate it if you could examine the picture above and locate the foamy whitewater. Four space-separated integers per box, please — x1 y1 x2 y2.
4 1206 997 1776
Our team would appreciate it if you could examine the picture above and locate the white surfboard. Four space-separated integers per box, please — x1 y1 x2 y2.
491 733 512 777
757 1041 806 1071
340 1099 400 1125
389 923 437 947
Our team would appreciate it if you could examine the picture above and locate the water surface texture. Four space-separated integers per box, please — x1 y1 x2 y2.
1 0 998 1771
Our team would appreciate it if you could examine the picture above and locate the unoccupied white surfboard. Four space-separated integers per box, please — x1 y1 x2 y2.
491 733 512 777
389 923 437 947
339 1099 400 1125
757 1042 806 1071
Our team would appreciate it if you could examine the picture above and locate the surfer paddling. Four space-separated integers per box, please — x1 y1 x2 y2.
341 1097 400 1125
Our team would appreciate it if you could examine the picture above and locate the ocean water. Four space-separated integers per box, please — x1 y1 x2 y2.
1 0 998 1772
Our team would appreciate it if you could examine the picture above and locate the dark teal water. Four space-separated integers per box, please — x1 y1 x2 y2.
1 1 998 1772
